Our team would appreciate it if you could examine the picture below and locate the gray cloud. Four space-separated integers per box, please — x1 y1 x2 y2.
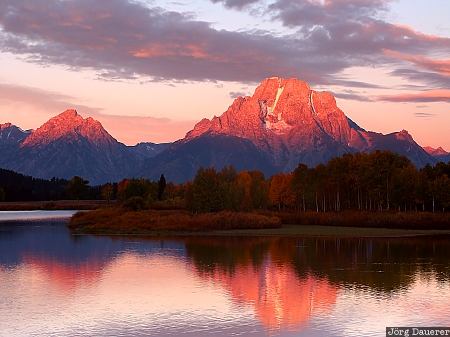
229 91 247 98
0 0 310 83
334 92 372 102
210 0 259 9
328 79 384 89
0 0 448 87
390 69 450 88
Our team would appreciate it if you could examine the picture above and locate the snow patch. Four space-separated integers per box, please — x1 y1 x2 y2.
310 91 317 116
268 86 284 114
262 85 293 134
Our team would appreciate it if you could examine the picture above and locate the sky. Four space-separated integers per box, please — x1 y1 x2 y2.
0 0 449 148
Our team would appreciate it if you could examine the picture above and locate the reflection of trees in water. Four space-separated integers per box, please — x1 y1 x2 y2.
185 236 450 293
290 237 450 293
185 237 338 330
185 237 270 276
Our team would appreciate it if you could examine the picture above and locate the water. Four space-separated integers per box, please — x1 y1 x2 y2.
0 210 78 221
0 216 449 337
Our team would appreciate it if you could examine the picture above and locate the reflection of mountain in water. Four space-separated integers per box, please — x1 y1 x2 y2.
1 222 450 331
184 236 450 329
0 222 185 275
208 261 337 330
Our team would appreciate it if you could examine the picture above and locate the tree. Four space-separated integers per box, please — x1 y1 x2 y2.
187 168 223 212
236 171 253 211
292 164 309 211
269 173 294 210
101 183 114 203
117 179 155 201
0 187 5 202
249 171 268 210
158 174 167 201
66 176 89 200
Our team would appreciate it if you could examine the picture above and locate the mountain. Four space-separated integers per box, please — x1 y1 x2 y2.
140 77 435 181
0 123 31 167
141 134 276 182
130 142 170 159
0 77 442 183
424 146 450 163
0 123 30 145
0 110 141 184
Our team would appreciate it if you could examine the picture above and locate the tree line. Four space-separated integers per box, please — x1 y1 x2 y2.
1 151 449 213
0 169 100 201
185 151 450 213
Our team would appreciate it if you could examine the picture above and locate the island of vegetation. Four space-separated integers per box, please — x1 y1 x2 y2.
1 151 449 235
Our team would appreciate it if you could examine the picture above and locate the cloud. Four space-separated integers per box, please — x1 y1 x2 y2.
328 79 384 89
210 0 259 9
229 91 247 98
414 112 435 118
0 83 194 144
0 0 315 83
377 89 450 103
0 83 101 113
266 0 450 86
334 92 372 102
0 0 448 86
390 69 450 88
384 50 450 76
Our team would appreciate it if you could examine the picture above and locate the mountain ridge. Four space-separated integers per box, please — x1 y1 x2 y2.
0 77 445 183
180 77 434 173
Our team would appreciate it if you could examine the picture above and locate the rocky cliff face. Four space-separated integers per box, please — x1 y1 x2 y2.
22 109 114 148
184 77 433 170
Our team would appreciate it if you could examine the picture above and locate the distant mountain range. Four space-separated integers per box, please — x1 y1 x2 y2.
0 77 447 184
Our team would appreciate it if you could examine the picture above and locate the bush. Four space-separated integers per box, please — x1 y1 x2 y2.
122 196 146 211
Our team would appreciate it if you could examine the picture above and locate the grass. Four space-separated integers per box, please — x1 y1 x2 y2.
69 208 282 235
258 210 450 230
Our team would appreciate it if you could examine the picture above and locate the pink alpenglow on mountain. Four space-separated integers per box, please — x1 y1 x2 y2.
22 109 115 148
424 146 449 157
184 77 433 172
0 78 442 183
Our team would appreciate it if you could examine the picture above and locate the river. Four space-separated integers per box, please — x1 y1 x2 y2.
0 213 449 336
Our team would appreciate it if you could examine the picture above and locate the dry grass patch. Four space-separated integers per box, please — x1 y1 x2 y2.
69 208 281 234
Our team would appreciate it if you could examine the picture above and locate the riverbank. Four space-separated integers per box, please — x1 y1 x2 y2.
68 208 450 237
0 200 109 211
69 208 281 234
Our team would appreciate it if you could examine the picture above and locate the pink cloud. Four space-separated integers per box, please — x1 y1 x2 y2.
378 89 450 103
384 50 450 76
0 82 195 144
